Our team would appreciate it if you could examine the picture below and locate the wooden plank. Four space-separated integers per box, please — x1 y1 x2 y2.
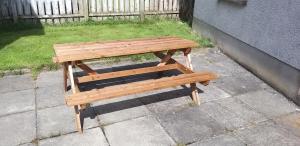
154 0 159 11
121 0 125 19
66 72 217 106
176 63 193 74
77 63 178 83
67 63 83 133
153 51 193 74
163 0 168 11
72 0 80 21
53 42 197 63
124 0 130 19
102 0 108 20
145 0 149 12
45 0 52 24
154 51 209 85
30 0 39 23
68 64 77 93
58 0 65 23
54 40 196 55
65 0 73 22
96 0 102 12
63 63 68 91
108 0 113 12
172 0 177 18
183 49 200 105
135 0 139 12
23 0 31 22
129 0 135 19
75 61 98 75
37 0 45 22
157 50 176 66
172 0 177 11
168 0 173 18
19 13 82 19
30 0 38 15
53 37 198 63
90 0 97 20
149 0 155 11
23 0 31 15
88 11 178 17
52 0 60 23
145 10 178 15
96 0 102 20
54 36 177 47
10 0 18 22
113 0 119 13
2 0 10 19
54 36 189 51
159 0 163 11
83 0 89 20
17 0 24 16
139 0 144 21
74 105 82 133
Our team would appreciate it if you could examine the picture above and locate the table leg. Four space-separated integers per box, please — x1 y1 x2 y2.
68 63 83 133
156 50 176 66
183 48 201 105
155 50 176 77
63 63 68 92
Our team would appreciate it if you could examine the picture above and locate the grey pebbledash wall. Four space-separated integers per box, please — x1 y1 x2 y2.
192 0 300 104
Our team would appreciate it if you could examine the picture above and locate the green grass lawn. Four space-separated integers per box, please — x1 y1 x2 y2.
0 19 212 74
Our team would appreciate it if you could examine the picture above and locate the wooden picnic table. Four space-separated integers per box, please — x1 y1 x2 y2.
53 36 217 133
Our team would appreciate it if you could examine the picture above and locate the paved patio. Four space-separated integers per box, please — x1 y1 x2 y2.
1 48 300 146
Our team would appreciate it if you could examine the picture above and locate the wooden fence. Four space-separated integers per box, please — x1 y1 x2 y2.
0 0 179 24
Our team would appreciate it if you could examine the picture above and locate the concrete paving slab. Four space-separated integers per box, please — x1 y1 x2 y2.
79 77 125 92
234 121 300 146
93 96 151 125
37 105 98 139
144 96 191 115
197 84 231 103
0 89 35 116
188 134 245 146
212 75 264 96
39 127 108 146
36 85 65 109
36 71 63 88
202 50 231 64
199 102 248 131
104 116 175 146
193 59 231 77
139 87 192 115
192 52 248 77
214 59 248 75
158 106 225 144
274 112 300 138
216 97 267 124
0 74 34 93
0 111 36 146
236 90 297 118
19 143 36 146
92 93 138 106
193 51 248 76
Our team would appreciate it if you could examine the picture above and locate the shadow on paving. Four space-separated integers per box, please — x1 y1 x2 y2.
74 62 204 125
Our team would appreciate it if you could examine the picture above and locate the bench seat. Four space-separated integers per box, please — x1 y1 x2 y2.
65 72 217 106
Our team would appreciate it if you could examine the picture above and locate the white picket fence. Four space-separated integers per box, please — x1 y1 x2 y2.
0 0 180 24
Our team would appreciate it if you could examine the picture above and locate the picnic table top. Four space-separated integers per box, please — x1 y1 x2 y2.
52 36 198 63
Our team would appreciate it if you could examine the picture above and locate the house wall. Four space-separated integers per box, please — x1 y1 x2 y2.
192 0 300 104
